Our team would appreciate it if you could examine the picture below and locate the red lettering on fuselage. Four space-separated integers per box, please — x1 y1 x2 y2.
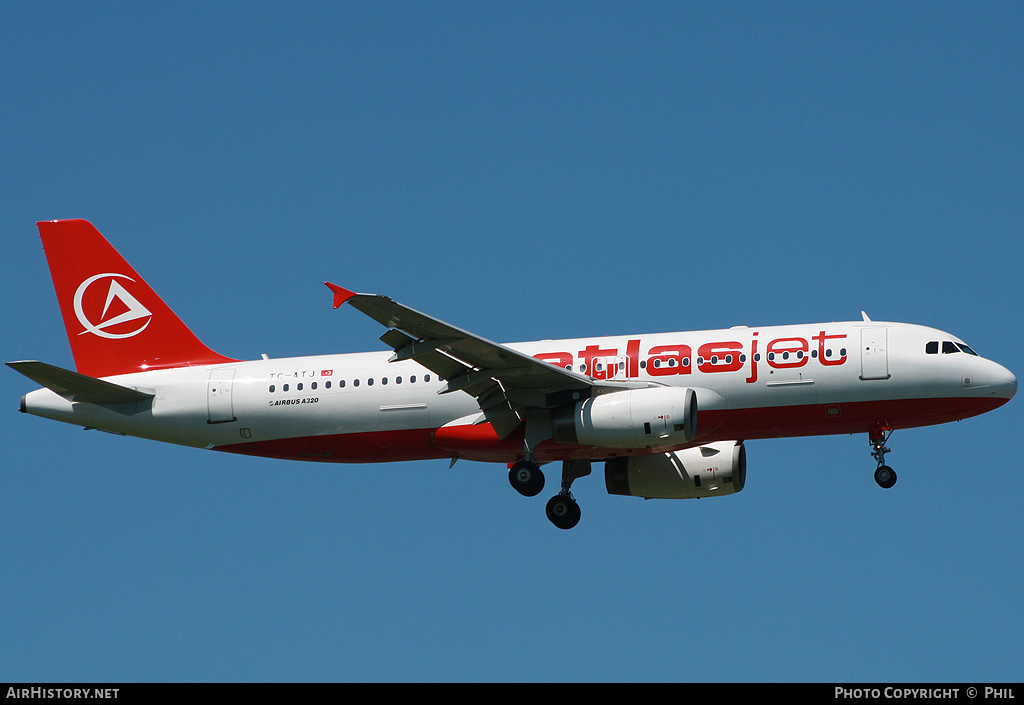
697 341 744 374
534 351 573 369
578 344 619 379
812 331 848 366
647 344 691 376
626 338 641 378
534 330 849 383
766 337 809 369
745 332 759 384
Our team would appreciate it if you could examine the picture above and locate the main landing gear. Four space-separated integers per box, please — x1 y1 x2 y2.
509 459 545 497
508 458 590 530
869 427 897 489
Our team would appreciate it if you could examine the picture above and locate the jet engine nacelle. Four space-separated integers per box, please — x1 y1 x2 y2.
552 386 697 449
605 441 746 499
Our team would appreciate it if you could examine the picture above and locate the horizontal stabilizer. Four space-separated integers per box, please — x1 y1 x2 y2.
6 360 154 405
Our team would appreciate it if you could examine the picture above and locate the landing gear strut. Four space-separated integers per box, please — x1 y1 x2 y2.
869 428 897 489
510 457 590 529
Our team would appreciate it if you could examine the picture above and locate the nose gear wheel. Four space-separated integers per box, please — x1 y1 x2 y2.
869 428 897 489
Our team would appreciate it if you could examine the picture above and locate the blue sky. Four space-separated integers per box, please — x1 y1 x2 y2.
2 2 1022 682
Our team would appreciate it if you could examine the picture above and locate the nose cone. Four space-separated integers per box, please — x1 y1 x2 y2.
993 363 1017 400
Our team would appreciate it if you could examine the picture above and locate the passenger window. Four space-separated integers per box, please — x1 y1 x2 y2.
942 341 959 354
926 341 938 354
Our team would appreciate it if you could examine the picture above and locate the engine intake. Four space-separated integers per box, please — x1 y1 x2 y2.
552 386 697 449
605 441 746 499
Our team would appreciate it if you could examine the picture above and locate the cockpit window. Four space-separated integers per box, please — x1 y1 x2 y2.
927 340 979 356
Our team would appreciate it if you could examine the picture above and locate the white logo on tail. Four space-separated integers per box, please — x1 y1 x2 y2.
74 273 153 339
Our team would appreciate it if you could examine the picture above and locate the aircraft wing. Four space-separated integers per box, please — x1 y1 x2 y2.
325 283 652 438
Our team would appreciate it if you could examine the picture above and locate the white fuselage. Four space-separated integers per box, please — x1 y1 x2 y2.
20 320 1017 466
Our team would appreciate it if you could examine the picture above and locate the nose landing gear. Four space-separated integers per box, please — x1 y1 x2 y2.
870 427 897 489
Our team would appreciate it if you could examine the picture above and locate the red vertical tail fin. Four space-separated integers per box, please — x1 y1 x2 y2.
37 219 238 377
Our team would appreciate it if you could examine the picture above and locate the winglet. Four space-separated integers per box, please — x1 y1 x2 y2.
324 282 357 309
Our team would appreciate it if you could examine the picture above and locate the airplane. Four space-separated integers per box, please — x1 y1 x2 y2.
8 219 1017 529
